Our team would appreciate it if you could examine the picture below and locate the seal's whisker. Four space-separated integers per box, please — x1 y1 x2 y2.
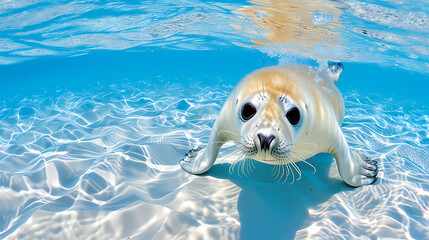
284 158 292 184
229 161 238 175
229 162 235 175
277 158 284 182
237 158 244 177
274 161 281 180
281 158 288 183
291 159 302 181
245 159 250 176
273 160 282 179
270 161 278 176
261 78 265 98
240 154 248 177
285 156 296 184
254 81 263 97
276 160 284 182
229 152 245 175
238 144 257 158
291 151 317 174
241 158 247 177
281 79 288 100
278 162 284 181
286 82 296 96
277 163 282 182
247 158 256 175
247 158 254 173
237 159 243 176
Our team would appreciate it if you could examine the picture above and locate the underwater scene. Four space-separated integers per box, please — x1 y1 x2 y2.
0 0 428 239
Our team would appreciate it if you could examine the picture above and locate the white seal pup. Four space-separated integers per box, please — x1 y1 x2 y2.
180 63 378 187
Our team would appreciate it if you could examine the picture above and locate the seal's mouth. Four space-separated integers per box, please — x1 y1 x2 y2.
240 135 294 165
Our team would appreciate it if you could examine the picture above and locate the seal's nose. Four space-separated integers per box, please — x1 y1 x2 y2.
257 133 275 151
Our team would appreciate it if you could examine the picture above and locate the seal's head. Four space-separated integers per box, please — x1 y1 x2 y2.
233 67 308 165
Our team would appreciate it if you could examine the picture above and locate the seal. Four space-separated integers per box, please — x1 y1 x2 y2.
180 63 378 187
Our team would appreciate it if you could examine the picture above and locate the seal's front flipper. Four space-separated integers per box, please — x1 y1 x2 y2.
180 124 226 174
180 143 223 174
180 147 210 174
332 130 378 187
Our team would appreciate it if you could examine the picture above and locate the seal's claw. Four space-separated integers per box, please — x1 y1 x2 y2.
361 168 378 177
185 147 200 158
362 176 378 185
365 158 378 165
360 155 379 185
353 174 378 187
180 147 211 175
363 160 378 171
344 152 379 187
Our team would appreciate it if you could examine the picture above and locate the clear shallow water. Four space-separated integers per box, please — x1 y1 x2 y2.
0 0 429 239
0 81 428 239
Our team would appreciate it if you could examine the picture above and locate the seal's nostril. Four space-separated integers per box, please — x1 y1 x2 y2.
258 134 263 149
266 134 275 147
258 133 276 151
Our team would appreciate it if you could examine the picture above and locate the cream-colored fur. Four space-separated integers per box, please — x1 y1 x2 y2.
180 64 378 187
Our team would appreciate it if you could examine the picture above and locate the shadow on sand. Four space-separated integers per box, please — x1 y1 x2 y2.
206 153 354 240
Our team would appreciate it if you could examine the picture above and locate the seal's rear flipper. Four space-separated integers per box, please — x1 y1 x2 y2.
327 62 344 83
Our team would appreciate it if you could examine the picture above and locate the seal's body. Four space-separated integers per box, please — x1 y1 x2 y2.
180 64 378 187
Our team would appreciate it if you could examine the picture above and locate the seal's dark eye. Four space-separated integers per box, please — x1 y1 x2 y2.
241 103 256 121
286 107 301 126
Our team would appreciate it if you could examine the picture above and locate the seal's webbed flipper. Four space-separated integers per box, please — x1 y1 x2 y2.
327 62 344 84
180 147 210 174
180 124 226 175
332 127 378 187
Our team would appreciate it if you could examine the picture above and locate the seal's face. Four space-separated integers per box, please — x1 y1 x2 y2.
235 69 305 165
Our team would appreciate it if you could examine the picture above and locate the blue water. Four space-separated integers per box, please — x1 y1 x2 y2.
0 0 428 239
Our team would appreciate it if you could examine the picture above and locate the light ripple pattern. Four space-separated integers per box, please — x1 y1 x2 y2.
0 81 428 239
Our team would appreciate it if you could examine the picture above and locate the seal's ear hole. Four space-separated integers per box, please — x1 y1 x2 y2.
286 107 301 126
241 102 256 121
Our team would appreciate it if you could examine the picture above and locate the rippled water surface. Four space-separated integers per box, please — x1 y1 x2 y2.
1 0 429 73
0 0 428 239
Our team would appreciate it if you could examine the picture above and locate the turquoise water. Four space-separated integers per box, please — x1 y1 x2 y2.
0 0 428 239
